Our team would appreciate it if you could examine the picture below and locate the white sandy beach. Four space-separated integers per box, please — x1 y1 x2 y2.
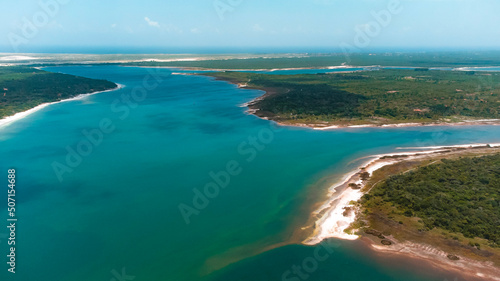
0 84 124 129
304 143 500 245
313 119 500 131
303 156 399 244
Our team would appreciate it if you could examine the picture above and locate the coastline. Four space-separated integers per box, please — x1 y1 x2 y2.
269 114 500 131
0 83 124 129
304 143 500 281
311 119 500 130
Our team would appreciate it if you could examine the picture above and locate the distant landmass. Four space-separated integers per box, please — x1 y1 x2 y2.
123 52 500 69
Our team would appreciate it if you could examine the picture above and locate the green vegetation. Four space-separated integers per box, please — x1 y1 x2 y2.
361 153 500 247
0 66 117 118
124 51 500 69
207 69 500 126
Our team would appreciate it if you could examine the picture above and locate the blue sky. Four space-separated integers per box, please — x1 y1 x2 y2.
2 0 500 53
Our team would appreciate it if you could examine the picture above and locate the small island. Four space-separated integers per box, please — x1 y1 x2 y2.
206 69 500 128
0 66 118 119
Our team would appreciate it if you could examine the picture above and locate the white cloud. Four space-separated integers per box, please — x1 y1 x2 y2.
145 17 160 28
111 23 117 28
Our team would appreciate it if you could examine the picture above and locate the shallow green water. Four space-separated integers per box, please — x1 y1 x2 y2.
0 66 497 281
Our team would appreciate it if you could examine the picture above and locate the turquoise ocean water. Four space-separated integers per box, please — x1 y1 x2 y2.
1 66 499 281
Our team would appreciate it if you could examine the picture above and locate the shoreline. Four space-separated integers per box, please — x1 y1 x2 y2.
304 143 500 280
0 83 124 129
311 119 500 130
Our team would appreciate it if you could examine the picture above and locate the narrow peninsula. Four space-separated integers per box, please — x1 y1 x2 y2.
0 66 118 119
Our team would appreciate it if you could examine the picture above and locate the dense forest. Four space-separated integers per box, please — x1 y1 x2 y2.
0 66 117 118
208 69 500 125
361 154 500 247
